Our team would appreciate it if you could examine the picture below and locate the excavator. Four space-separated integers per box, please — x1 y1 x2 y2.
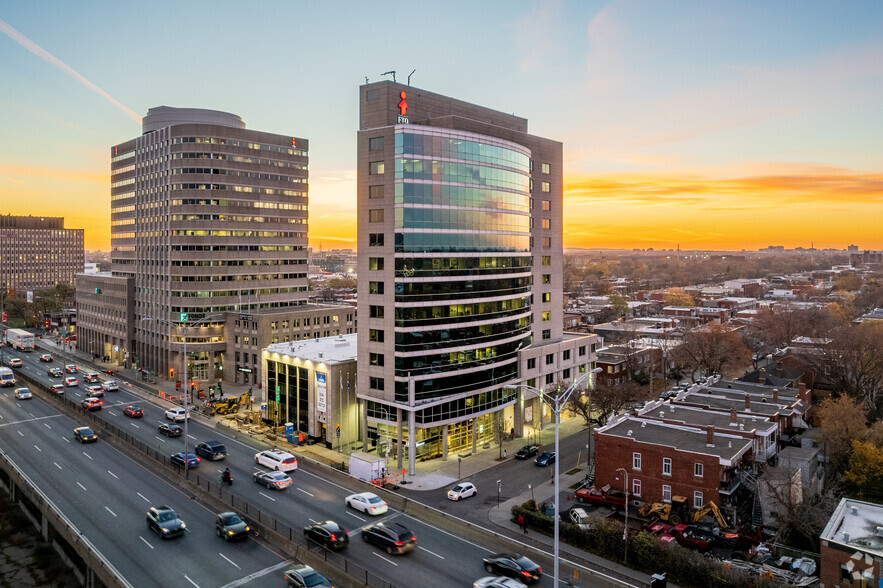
638 497 734 530
212 391 251 415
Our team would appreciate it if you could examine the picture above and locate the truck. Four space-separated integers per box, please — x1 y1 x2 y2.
0 367 15 387
575 485 628 510
348 451 386 483
6 329 35 351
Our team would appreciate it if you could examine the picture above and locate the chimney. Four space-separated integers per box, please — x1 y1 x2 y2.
758 368 767 384
730 408 738 425
706 425 715 447
773 388 779 402
775 361 784 378
799 382 809 403
744 395 751 410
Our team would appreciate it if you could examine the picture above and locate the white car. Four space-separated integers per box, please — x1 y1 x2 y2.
85 385 105 397
254 450 298 472
345 492 388 516
165 407 190 422
14 387 32 400
9 358 22 368
103 380 119 391
473 577 527 588
64 376 79 387
447 482 477 501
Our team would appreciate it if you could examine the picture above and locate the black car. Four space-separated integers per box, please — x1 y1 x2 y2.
304 520 349 551
195 440 227 461
74 426 97 443
514 445 539 460
215 511 250 541
284 565 332 588
158 423 182 437
483 553 543 584
146 506 186 539
361 521 416 554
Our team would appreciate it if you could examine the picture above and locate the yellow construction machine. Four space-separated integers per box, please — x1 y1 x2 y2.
638 497 734 530
213 391 251 415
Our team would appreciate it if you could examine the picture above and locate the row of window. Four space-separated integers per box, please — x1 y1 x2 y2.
172 168 306 183
173 152 307 169
172 198 307 210
170 214 306 224
170 230 306 238
632 453 705 478
172 136 307 157
171 184 306 197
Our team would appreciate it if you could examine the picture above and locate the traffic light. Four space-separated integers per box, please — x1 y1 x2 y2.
1 311 6 322
180 312 188 322
94 288 102 294
169 368 175 378
336 424 341 438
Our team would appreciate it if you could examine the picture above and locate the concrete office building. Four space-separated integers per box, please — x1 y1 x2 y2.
0 215 84 292
356 82 598 473
105 106 321 388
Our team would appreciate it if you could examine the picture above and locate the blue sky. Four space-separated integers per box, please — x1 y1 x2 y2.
2 1 882 250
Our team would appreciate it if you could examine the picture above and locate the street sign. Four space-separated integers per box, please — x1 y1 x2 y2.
238 314 253 321
275 385 280 403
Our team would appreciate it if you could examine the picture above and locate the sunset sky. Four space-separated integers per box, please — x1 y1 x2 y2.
1 1 881 252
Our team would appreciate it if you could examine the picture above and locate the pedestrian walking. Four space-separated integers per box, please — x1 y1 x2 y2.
518 514 528 534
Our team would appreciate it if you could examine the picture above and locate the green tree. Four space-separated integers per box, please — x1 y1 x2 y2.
608 294 629 318
846 440 883 499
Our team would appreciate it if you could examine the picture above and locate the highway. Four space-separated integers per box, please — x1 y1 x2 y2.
2 349 564 587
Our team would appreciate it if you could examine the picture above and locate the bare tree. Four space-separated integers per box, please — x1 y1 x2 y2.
672 324 752 380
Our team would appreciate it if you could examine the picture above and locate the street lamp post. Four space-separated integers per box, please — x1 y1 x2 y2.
617 467 629 564
143 313 221 476
505 367 603 588
586 367 604 473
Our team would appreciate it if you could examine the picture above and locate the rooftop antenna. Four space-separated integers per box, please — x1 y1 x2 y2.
365 76 369 84
382 70 396 82
407 69 416 85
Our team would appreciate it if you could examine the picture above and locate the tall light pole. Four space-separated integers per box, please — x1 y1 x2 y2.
505 367 603 588
617 467 629 564
585 367 604 473
143 312 221 476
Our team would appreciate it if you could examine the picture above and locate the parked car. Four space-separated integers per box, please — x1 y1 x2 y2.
14 387 32 400
447 482 477 501
215 511 250 541
361 521 416 554
666 524 713 551
534 451 556 467
103 380 119 391
253 470 292 490
158 423 183 437
48 367 63 377
74 426 97 443
123 405 144 418
81 397 102 411
482 553 542 584
195 440 227 461
303 520 349 551
254 450 297 472
146 506 186 540
514 445 539 460
283 565 332 588
345 492 388 515
165 407 189 422
170 452 200 469
39 353 53 362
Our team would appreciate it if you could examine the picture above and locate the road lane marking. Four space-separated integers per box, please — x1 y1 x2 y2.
346 511 366 522
53 462 62 470
217 562 289 588
33 445 41 452
139 536 154 549
187 434 197 440
107 470 119 479
218 553 240 569
0 414 62 428
154 437 165 443
419 545 444 559
130 423 140 429
137 492 151 503
258 492 276 502
17 431 23 437
28 412 35 417
83 452 93 460
296 487 314 497
62 437 70 443
184 574 200 587
372 552 398 566
105 506 117 517
77 482 87 491
43 423 51 429
108 411 117 416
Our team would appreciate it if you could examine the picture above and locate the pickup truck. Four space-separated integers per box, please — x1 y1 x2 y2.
567 507 591 530
574 486 628 510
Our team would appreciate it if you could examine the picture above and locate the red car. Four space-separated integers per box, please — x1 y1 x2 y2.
123 405 144 418
667 524 713 551
575 486 628 510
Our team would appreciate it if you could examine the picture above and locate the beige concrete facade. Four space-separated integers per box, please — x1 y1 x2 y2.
0 215 84 292
74 272 134 366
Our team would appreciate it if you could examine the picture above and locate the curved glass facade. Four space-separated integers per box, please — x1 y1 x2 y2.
392 127 532 412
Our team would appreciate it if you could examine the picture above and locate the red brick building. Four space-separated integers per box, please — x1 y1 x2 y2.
820 498 883 588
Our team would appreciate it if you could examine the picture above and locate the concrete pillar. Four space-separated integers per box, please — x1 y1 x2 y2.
442 424 449 461
472 418 478 453
515 389 524 437
361 402 368 451
397 408 404 472
408 410 416 476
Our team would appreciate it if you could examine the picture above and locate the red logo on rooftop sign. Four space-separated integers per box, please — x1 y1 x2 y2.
398 91 408 116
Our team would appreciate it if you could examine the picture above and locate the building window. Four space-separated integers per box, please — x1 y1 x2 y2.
527 358 536 369
369 136 385 151
369 305 384 318
369 329 384 342
529 179 534 192
369 233 384 246
693 491 703 509
542 200 551 211
541 219 551 229
369 161 385 175
541 181 550 192
369 185 385 199
543 237 552 248
563 368 570 379
369 281 384 294
542 329 551 340
546 354 554 365
542 274 551 284
542 292 551 302
542 162 550 174
563 350 570 360
632 479 641 497
369 257 384 270
542 311 551 321
663 457 672 476
369 377 385 391
633 452 641 471
369 353 384 366
542 255 551 266
662 484 671 503
369 209 384 222
545 373 554 385
579 346 586 356
694 463 704 478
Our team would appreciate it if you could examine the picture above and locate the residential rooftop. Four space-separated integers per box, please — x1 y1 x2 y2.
821 498 883 558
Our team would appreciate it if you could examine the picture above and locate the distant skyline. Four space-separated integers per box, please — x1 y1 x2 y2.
1 1 882 251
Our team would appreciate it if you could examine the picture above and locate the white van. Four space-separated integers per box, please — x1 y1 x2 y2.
0 367 15 387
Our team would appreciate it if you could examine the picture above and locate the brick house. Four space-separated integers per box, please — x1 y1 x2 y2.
820 498 883 587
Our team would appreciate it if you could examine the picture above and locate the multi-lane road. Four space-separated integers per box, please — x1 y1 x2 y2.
2 349 570 587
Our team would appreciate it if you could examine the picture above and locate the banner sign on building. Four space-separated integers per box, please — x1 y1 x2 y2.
316 372 327 413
